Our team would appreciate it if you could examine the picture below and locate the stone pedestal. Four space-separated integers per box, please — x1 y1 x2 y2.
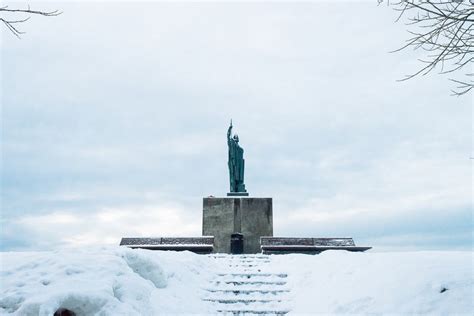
202 197 273 254
227 192 249 196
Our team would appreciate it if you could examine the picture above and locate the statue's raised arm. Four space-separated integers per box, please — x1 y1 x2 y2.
227 120 233 144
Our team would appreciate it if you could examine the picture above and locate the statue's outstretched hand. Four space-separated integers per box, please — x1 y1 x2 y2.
227 123 232 140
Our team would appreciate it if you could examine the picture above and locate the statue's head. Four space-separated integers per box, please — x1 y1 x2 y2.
233 134 239 142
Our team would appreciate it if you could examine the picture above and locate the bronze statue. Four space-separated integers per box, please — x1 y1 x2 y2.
227 120 247 195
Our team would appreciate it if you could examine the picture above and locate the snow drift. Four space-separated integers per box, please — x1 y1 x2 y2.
0 247 472 315
0 247 215 315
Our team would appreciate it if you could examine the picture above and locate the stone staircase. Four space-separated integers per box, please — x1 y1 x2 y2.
203 255 291 315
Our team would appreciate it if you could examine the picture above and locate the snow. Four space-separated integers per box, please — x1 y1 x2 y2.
269 251 473 314
0 247 215 315
1 248 472 315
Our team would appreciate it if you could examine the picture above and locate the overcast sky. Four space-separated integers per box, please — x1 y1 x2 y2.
1 1 472 251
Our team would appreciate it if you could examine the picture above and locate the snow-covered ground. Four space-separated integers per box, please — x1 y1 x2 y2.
1 247 472 315
270 251 473 315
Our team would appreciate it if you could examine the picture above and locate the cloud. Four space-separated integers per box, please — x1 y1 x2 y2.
2 204 201 250
1 1 471 250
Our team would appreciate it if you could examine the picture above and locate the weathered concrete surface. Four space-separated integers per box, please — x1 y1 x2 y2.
202 198 235 253
227 192 249 196
119 237 214 253
202 197 273 254
260 237 372 254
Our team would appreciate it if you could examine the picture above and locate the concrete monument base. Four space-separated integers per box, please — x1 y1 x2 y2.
203 197 273 254
227 192 249 196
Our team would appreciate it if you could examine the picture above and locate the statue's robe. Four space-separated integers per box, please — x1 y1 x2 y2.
228 136 246 192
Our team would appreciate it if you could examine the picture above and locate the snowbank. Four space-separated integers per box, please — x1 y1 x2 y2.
270 251 473 314
0 247 216 315
1 248 472 315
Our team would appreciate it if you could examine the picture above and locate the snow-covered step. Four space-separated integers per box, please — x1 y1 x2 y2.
212 280 287 285
226 265 261 269
231 257 270 261
203 291 289 300
214 276 287 283
203 298 283 304
211 301 289 309
205 287 291 293
230 260 271 263
217 273 287 278
212 280 287 286
216 309 289 315
204 296 288 304
223 270 265 274
220 257 269 260
204 289 290 295
222 270 264 274
210 255 270 259
203 254 291 315
202 292 288 301
205 286 290 293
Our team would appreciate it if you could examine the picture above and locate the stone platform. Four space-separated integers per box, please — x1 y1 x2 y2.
119 237 214 254
260 237 372 254
227 192 249 196
203 197 273 254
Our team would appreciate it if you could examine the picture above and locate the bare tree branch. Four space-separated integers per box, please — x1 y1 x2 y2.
0 5 61 38
387 0 473 96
